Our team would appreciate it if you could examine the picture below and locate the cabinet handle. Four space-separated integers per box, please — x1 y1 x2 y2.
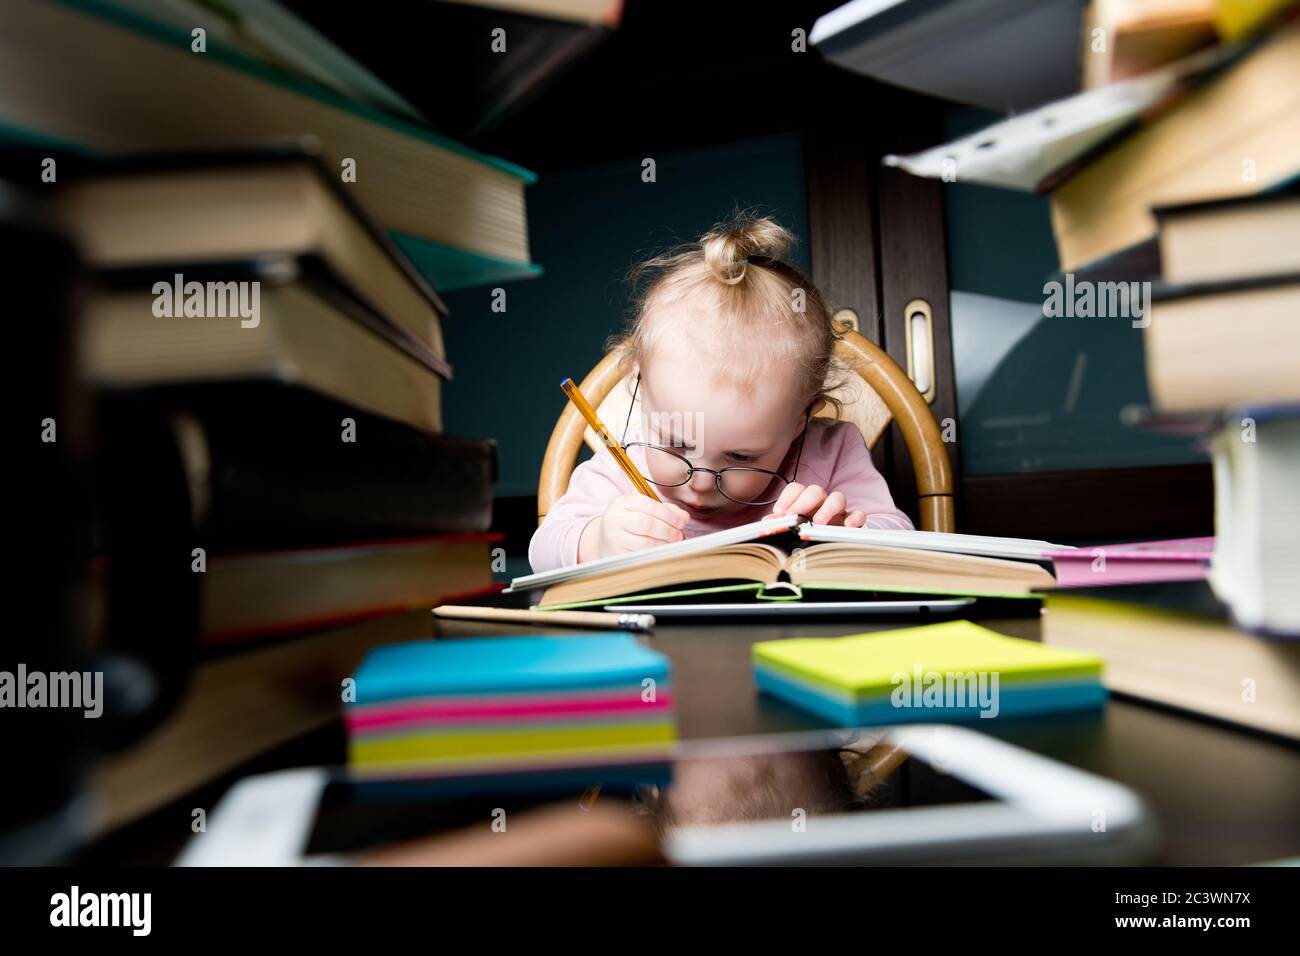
904 298 936 403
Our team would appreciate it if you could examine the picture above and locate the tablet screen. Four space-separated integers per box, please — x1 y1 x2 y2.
301 730 995 856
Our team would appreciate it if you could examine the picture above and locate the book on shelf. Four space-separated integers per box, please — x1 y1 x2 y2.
883 40 1238 193
1082 0 1295 89
1144 273 1299 412
82 347 505 834
51 142 451 374
879 0 1298 193
1153 182 1300 283
1116 407 1300 636
1042 579 1300 740
506 514 1064 610
0 0 539 290
289 0 622 143
1122 188 1299 421
1123 405 1300 639
105 0 428 122
97 386 498 550
430 0 623 24
202 532 503 647
1050 20 1300 272
86 263 449 435
1122 171 1294 640
1206 408 1300 636
1082 0 1220 89
1055 170 1299 282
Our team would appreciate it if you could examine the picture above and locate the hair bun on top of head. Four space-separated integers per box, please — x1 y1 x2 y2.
701 213 795 286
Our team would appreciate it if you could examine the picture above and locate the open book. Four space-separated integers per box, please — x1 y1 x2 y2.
506 515 1069 610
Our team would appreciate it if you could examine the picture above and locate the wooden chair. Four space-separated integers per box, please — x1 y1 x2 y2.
538 328 955 531
535 329 928 797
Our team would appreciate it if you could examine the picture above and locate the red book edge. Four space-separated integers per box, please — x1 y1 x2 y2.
200 581 508 649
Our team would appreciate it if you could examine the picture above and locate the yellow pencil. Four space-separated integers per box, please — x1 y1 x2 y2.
560 377 661 501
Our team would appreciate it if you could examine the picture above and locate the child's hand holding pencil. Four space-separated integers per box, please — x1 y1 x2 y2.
578 493 690 562
559 377 690 562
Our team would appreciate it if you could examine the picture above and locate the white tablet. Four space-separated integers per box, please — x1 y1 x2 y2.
658 726 1156 866
177 725 1155 866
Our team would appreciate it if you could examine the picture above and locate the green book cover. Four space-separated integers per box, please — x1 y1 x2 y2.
394 234 543 292
535 581 1040 611
5 0 541 292
0 120 539 292
44 0 537 185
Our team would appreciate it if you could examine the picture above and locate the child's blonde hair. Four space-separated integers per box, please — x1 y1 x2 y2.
611 210 846 416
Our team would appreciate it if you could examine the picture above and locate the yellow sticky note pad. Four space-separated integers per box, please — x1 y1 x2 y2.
753 620 1103 700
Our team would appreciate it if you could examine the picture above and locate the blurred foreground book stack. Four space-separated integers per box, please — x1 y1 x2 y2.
1048 12 1300 276
0 0 540 289
1042 4 1300 739
0 0 542 842
863 1 1300 738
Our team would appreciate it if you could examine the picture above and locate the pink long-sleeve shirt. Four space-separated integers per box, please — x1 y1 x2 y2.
528 418 914 573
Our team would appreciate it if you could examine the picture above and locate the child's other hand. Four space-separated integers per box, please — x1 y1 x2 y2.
766 483 867 528
579 494 690 561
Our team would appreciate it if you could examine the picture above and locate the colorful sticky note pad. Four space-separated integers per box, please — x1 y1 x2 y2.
347 633 676 779
753 620 1106 725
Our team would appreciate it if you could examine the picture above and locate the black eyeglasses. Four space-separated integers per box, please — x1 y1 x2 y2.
618 374 810 507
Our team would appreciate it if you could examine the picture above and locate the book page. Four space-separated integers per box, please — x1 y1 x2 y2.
798 523 1069 561
791 543 1056 596
536 543 787 608
507 513 800 591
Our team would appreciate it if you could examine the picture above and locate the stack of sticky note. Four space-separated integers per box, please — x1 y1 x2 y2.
753 620 1106 725
346 633 676 779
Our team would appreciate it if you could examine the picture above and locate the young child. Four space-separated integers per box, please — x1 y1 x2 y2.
528 213 913 574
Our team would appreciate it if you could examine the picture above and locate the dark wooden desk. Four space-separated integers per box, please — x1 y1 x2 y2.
87 608 1299 865
433 611 1300 866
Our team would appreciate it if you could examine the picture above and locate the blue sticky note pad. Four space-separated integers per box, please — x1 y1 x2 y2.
352 633 670 704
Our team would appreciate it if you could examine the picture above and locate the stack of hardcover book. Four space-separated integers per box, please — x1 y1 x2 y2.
0 0 562 831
